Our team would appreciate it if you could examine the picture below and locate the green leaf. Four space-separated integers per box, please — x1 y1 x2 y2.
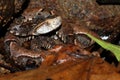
86 33 120 61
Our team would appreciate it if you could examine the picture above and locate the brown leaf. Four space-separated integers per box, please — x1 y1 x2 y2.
0 57 120 80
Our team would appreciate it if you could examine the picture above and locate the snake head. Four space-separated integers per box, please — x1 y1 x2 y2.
31 16 62 35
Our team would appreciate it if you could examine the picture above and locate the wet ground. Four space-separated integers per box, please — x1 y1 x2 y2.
0 0 120 80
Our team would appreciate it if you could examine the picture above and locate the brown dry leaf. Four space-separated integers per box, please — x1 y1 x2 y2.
0 57 120 80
